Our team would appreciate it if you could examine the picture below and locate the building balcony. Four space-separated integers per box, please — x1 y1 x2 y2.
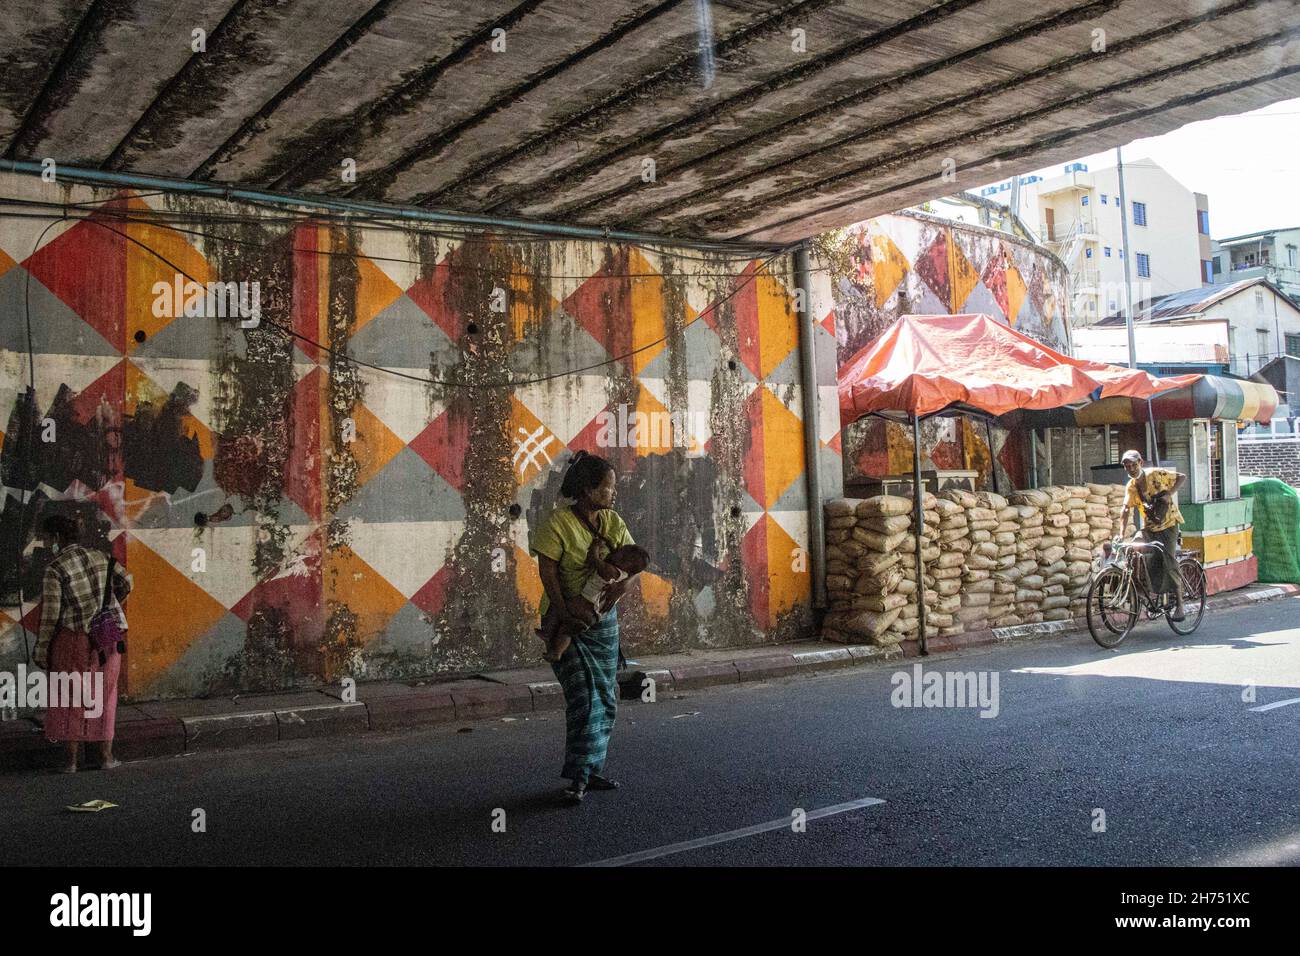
1040 217 1098 244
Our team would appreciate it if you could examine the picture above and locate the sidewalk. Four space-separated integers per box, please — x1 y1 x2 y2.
4 583 1297 772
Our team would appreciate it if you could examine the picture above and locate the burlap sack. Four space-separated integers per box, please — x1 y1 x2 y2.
827 515 858 529
936 551 965 569
827 529 850 544
966 553 996 571
977 491 1009 510
1039 546 1066 564
864 514 913 535
1039 535 1065 550
957 606 990 624
855 495 913 518
931 565 963 580
935 579 962 596
854 565 905 595
852 527 909 552
963 568 991 582
934 498 964 518
940 489 979 508
827 606 901 638
857 550 901 576
827 574 852 593
1010 489 1051 508
938 624 966 637
1046 572 1070 587
826 498 858 517
1067 561 1092 578
855 592 908 613
928 612 955 629
1068 522 1090 538
936 594 961 613
1043 608 1071 621
965 579 995 594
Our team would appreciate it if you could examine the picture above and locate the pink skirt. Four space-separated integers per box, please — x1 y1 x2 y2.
44 626 120 743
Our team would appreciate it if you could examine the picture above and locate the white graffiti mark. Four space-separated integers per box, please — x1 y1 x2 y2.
512 425 555 477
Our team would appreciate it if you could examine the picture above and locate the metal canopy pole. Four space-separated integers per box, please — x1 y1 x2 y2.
912 414 928 656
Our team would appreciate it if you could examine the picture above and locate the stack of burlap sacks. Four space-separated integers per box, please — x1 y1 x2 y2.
822 482 1128 645
822 493 938 646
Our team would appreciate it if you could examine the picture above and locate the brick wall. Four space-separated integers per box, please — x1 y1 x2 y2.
1239 441 1300 487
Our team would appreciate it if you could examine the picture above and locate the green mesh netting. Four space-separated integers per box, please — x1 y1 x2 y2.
1241 477 1300 585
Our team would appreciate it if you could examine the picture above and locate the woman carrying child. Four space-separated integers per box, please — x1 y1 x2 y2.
530 451 647 805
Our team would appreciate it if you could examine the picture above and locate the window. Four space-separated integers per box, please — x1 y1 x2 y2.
1202 260 1213 283
1085 247 1093 258
1136 253 1150 277
1133 201 1147 226
1197 210 1210 235
1256 289 1265 310
1213 256 1222 276
1289 245 1297 267
1104 246 1112 257
1081 195 1090 206
1119 249 1125 259
1287 333 1300 358
1100 195 1108 205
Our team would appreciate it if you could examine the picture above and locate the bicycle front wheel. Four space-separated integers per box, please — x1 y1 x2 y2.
1087 566 1136 649
1168 558 1207 635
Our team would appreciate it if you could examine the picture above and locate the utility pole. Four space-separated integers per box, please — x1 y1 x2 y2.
1116 147 1138 371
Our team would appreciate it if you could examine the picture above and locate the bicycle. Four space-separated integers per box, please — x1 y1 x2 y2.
1085 533 1207 649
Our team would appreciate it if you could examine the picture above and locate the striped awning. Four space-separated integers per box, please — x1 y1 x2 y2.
1013 375 1278 428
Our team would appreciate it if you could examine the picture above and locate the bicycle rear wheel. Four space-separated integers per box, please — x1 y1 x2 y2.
1167 558 1207 635
1087 567 1137 648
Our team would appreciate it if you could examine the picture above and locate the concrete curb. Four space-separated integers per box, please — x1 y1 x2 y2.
3 585 1295 772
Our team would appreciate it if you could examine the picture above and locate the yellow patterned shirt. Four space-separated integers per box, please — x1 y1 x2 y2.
1125 468 1184 533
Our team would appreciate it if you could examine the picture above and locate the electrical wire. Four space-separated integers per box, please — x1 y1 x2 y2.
78 217 796 388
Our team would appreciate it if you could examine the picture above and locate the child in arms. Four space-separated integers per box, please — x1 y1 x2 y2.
538 540 650 662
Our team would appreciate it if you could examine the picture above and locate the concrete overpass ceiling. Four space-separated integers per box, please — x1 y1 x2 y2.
2 0 1298 242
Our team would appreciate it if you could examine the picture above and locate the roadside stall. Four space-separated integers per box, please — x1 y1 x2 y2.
827 314 1197 653
1015 376 1279 595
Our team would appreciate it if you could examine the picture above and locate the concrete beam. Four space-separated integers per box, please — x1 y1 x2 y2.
2 0 1297 242
105 0 366 176
196 0 523 185
5 0 236 165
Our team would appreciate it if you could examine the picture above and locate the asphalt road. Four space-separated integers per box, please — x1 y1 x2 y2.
4 598 1300 867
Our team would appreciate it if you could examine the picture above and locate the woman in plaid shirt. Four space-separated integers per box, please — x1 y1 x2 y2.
35 515 132 772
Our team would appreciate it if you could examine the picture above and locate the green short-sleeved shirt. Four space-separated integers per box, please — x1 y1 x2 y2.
530 507 634 615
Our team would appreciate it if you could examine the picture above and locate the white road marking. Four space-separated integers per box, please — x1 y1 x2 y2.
1249 697 1300 712
584 796 886 867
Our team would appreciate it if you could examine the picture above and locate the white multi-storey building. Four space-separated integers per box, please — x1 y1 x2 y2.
981 160 1211 327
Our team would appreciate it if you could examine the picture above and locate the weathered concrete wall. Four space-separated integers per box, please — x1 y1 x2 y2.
833 211 1071 491
1240 440 1300 487
0 172 838 699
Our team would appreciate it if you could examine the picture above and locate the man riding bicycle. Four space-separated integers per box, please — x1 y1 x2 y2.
1118 449 1188 622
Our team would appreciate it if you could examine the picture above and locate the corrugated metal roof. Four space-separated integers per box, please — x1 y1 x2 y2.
1095 277 1292 326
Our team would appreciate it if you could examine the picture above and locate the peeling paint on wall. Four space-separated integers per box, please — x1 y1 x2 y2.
0 173 826 699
